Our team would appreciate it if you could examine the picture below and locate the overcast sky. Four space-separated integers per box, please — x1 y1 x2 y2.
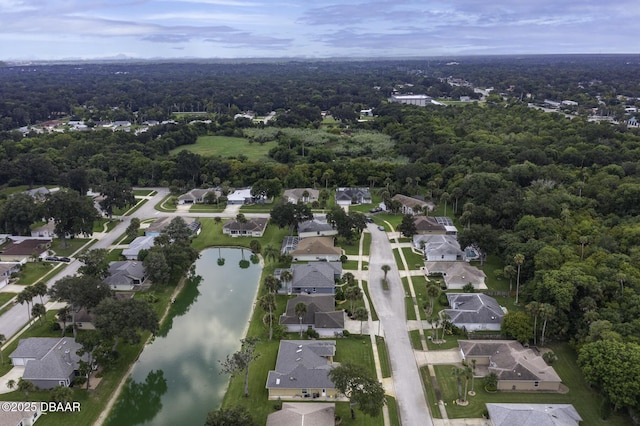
1 0 638 60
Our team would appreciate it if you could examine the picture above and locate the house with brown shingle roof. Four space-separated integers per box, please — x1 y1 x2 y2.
0 238 51 262
459 340 562 391
222 217 268 237
290 237 341 261
392 194 434 215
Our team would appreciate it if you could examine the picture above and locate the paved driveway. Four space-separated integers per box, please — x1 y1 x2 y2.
367 224 433 426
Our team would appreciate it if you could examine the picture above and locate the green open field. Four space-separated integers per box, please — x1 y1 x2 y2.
169 135 277 160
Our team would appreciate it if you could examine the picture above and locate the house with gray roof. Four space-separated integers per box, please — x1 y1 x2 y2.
222 217 268 237
424 261 487 290
392 194 434 215
266 340 338 400
486 403 582 426
0 262 20 289
103 261 146 291
414 234 464 261
280 295 344 337
122 236 156 260
10 337 88 389
177 187 220 205
459 340 562 391
266 402 335 426
145 216 200 237
335 187 371 206
283 188 319 204
282 262 342 295
297 219 337 239
445 293 505 331
0 401 43 425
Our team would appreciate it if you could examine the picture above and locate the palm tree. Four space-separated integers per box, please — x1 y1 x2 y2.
513 253 525 304
451 367 465 402
353 307 368 335
31 303 46 326
426 283 440 315
345 286 363 313
279 269 292 294
462 365 473 402
503 265 516 294
17 378 35 401
0 333 5 365
381 264 391 281
57 306 71 337
263 275 281 294
470 359 477 394
217 247 225 266
7 379 15 391
342 272 356 287
579 235 589 261
440 191 450 217
263 245 279 264
295 302 307 337
539 303 556 347
259 293 277 341
526 301 541 345
32 282 47 306
16 289 34 321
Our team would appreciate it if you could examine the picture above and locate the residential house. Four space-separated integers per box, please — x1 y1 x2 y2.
0 401 42 426
280 262 342 295
266 340 338 400
145 216 200 237
391 194 434 215
177 188 220 205
122 236 156 260
335 188 371 206
227 187 256 205
266 403 335 426
413 216 447 235
0 262 20 289
297 219 337 239
444 293 505 332
103 261 146 291
290 237 342 262
30 220 57 239
486 403 582 426
283 188 319 204
0 239 51 262
424 261 487 290
222 217 268 237
414 235 464 261
280 295 344 337
10 337 88 389
25 186 51 201
459 340 562 391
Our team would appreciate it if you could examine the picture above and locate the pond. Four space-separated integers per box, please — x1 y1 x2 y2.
105 247 262 426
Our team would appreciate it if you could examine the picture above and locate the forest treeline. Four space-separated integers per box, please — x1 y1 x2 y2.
2 55 640 415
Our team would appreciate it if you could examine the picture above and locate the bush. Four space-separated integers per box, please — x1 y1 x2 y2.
340 254 348 263
542 351 557 365
306 328 319 339
50 322 61 331
462 283 475 293
342 330 350 337
484 373 498 392
438 292 449 307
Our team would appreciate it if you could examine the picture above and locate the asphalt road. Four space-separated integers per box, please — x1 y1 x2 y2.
367 223 433 426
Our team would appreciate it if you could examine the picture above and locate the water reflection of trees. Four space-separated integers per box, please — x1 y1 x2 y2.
106 369 168 426
157 275 202 337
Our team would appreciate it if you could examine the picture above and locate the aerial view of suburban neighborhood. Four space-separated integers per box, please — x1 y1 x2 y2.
2 41 640 426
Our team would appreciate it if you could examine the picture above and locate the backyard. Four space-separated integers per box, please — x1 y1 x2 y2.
169 135 277 160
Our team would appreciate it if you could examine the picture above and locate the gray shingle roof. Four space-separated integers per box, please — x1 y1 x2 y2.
486 403 582 426
280 295 344 329
444 293 504 326
298 220 334 234
103 261 145 287
266 340 336 390
11 337 87 381
292 263 340 289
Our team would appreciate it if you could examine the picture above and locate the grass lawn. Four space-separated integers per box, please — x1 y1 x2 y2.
409 329 422 350
121 199 147 216
133 189 155 197
92 218 119 233
476 255 507 291
386 395 401 426
154 195 177 212
170 135 277 160
188 203 226 213
362 232 371 256
361 281 378 321
425 334 462 350
342 260 359 270
376 336 392 378
402 248 424 270
420 366 444 419
430 342 631 425
406 298 417 321
0 292 16 307
14 262 55 285
239 203 273 213
106 249 124 262
50 238 93 257
373 213 403 229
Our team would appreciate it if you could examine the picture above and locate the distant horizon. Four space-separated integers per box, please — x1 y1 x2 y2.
1 1 638 61
4 52 639 66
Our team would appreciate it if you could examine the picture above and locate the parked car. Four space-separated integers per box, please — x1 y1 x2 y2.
378 226 385 231
45 256 71 263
